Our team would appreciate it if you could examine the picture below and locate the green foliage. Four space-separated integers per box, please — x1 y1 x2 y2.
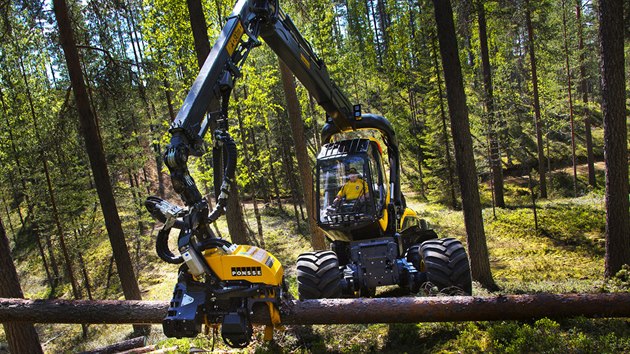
0 0 622 352
604 264 630 292
484 200 605 292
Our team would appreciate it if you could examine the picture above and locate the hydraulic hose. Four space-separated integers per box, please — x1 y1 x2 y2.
156 227 184 264
208 130 237 223
196 237 233 252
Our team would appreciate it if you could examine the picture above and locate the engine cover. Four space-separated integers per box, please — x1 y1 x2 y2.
203 244 284 286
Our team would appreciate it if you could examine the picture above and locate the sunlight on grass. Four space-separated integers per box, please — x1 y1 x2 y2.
5 176 630 353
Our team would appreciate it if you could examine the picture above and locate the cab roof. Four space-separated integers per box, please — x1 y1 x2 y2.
317 138 371 160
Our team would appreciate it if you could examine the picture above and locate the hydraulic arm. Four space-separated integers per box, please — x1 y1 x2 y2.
148 0 365 347
146 0 473 348
166 0 356 210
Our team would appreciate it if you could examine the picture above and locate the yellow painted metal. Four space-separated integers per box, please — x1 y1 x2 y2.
263 298 283 341
377 186 391 232
203 245 284 286
378 208 388 232
226 21 244 56
399 207 419 230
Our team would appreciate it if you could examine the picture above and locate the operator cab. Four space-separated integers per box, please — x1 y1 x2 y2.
316 138 388 240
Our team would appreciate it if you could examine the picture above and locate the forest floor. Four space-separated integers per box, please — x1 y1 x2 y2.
3 162 630 353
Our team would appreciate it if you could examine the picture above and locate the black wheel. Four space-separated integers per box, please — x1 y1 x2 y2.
409 238 472 295
406 244 422 270
296 251 343 300
405 244 423 294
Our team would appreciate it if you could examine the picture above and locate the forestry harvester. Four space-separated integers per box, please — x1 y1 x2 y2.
145 0 472 348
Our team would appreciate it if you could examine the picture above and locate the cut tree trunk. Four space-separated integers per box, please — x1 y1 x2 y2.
2 294 630 325
80 336 146 354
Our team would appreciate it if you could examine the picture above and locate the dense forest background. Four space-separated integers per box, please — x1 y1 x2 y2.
0 0 628 352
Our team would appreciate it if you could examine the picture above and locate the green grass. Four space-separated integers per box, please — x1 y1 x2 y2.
3 165 629 353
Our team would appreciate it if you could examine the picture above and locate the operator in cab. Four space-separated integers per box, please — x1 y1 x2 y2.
333 167 369 205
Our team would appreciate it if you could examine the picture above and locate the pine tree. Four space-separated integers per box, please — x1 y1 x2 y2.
432 0 497 290
0 218 44 354
599 0 629 277
52 0 148 334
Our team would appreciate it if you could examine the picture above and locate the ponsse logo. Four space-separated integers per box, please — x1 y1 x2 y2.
231 266 262 277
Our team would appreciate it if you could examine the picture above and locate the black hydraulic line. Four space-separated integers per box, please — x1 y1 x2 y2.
156 227 184 264
196 237 233 251
208 130 237 223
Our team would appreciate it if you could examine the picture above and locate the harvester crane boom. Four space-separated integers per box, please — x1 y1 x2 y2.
145 2 472 347
165 0 357 214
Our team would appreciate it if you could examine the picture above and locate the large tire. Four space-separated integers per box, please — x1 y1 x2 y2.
409 238 472 295
296 251 343 300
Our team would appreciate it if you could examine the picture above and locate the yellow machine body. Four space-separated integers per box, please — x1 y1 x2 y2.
203 244 284 286
399 207 419 230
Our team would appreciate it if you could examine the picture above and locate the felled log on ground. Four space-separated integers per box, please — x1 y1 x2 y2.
79 336 146 354
1 293 630 325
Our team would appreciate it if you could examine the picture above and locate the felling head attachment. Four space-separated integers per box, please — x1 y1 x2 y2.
145 195 284 348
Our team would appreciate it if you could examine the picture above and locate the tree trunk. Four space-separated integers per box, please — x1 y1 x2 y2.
250 128 271 204
187 0 211 68
18 55 83 302
2 199 15 245
164 80 176 122
367 0 383 66
52 0 147 334
432 0 497 290
235 92 265 247
4 294 630 325
82 336 146 354
264 129 284 212
561 0 579 197
576 0 596 187
431 34 458 210
477 1 505 208
599 0 630 277
0 87 28 226
150 123 166 198
524 0 548 198
0 220 44 354
377 0 390 60
75 231 93 300
0 84 57 289
280 134 303 234
308 94 322 149
278 60 326 250
104 256 115 298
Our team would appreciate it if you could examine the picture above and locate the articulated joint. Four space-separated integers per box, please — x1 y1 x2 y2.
165 129 203 206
